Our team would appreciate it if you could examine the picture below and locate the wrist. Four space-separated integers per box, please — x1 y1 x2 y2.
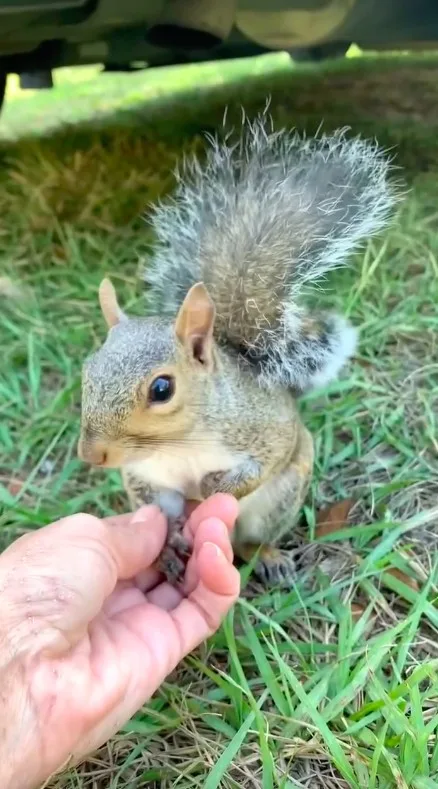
0 660 36 789
0 612 47 789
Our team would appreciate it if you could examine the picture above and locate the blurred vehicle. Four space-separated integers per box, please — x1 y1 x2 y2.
0 0 437 110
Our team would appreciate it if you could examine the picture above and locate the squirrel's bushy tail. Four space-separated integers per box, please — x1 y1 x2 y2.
145 115 401 391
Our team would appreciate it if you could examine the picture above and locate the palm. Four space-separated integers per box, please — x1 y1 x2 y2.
29 581 185 776
7 495 239 788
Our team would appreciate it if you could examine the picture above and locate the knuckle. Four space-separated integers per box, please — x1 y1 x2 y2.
64 512 106 537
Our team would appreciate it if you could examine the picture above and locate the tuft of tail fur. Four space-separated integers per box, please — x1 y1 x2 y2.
144 115 402 392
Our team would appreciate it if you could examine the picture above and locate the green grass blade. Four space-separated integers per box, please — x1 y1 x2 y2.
204 690 269 789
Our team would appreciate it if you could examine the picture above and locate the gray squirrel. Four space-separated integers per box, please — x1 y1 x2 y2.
78 116 399 587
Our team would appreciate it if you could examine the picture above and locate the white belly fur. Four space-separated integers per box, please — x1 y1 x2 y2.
127 442 240 499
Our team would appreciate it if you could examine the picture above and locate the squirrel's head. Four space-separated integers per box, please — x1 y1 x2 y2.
78 278 217 469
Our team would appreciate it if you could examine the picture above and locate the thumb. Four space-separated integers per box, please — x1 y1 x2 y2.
0 506 167 642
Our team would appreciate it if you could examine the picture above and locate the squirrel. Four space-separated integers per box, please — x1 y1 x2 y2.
78 116 399 588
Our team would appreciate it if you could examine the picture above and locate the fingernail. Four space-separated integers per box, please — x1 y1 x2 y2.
204 541 226 562
130 505 161 524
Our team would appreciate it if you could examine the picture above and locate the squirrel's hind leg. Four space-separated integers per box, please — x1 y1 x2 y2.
235 543 298 588
235 426 313 589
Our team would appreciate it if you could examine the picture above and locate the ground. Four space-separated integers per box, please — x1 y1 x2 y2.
1 51 438 789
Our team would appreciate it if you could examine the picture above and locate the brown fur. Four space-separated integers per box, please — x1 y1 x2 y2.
79 281 314 587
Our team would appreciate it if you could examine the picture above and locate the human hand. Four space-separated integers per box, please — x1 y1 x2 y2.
0 494 240 789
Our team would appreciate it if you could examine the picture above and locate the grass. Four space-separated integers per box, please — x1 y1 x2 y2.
1 51 438 788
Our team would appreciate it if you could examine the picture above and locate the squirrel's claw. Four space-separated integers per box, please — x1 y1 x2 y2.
156 516 191 587
253 547 298 589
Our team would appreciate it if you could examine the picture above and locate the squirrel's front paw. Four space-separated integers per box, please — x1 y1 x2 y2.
156 544 188 587
201 460 261 500
254 547 297 589
156 518 191 587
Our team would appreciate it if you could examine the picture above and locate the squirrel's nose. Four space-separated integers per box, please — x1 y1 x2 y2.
90 449 108 466
78 439 108 467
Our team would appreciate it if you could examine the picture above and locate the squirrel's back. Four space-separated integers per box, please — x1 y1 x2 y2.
144 116 401 391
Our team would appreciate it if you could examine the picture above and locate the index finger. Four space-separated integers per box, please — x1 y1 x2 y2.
184 494 238 541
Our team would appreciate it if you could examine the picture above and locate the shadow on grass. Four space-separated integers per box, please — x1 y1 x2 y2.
2 53 438 175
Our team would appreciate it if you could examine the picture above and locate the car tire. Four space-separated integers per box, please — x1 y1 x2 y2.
291 42 350 62
0 72 6 113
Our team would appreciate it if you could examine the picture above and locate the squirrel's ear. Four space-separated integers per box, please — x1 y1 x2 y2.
175 282 215 367
98 278 126 329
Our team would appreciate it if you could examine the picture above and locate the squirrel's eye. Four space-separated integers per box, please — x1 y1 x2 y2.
148 375 175 404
